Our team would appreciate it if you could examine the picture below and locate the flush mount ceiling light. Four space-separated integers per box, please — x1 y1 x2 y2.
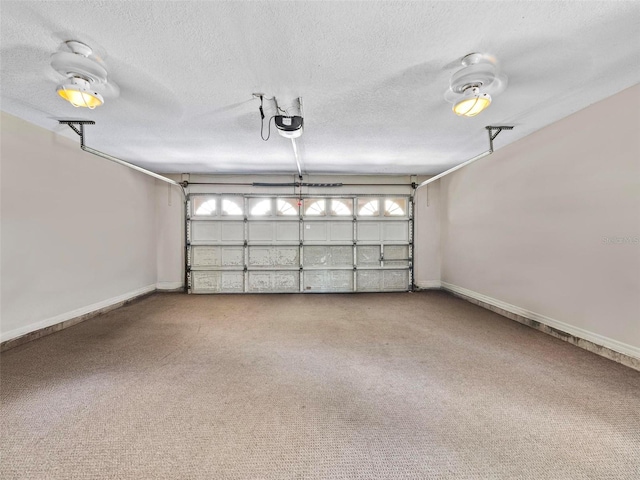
51 40 117 109
57 76 103 108
445 53 507 117
453 86 491 117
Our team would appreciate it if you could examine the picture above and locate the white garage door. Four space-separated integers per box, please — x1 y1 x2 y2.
187 195 413 293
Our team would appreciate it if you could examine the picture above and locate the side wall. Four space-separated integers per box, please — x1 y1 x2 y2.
1 112 160 342
413 181 441 288
156 182 185 290
438 85 640 358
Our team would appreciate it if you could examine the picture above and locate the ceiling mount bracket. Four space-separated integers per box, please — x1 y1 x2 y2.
59 120 95 147
486 125 514 152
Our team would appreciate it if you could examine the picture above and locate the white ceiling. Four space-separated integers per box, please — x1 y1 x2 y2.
2 1 639 175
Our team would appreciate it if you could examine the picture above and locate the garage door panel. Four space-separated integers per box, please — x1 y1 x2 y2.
303 270 353 292
303 221 353 243
276 222 299 242
247 221 299 244
192 221 244 244
248 271 299 292
383 222 409 242
357 223 380 242
357 245 381 266
248 222 274 242
356 270 382 291
357 222 408 243
191 246 244 268
191 271 244 293
191 222 220 243
220 222 245 242
248 246 299 268
329 222 353 242
384 245 410 266
303 246 353 267
383 270 410 289
357 269 409 291
303 222 327 241
247 220 300 244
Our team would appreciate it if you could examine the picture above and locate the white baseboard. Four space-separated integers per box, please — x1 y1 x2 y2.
415 280 442 289
441 282 640 366
0 284 156 344
156 281 184 291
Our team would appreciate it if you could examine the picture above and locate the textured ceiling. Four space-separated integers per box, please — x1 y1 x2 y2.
1 1 639 175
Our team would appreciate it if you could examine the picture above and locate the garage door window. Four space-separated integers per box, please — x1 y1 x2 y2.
194 197 217 216
222 197 243 216
384 198 407 216
304 199 326 216
331 199 352 216
358 198 380 216
277 198 299 216
249 198 272 216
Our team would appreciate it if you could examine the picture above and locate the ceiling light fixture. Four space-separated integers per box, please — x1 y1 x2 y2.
51 40 115 109
57 76 104 109
445 53 507 118
453 85 491 117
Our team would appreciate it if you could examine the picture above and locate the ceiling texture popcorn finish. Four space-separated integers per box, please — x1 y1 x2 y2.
1 1 639 175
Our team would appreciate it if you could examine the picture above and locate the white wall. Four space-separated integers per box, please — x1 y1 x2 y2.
438 85 640 357
156 182 185 290
413 181 440 288
0 112 161 341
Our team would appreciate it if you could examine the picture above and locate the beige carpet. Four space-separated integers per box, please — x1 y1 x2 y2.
1 291 639 479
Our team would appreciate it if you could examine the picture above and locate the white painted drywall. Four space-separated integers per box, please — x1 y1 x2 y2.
413 182 441 288
438 85 640 354
156 182 185 290
0 112 160 341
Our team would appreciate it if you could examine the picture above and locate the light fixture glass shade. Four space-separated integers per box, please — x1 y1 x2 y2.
276 127 303 139
453 91 491 117
57 77 104 109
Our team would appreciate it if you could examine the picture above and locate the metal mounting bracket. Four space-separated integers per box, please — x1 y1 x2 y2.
486 125 514 153
59 120 95 147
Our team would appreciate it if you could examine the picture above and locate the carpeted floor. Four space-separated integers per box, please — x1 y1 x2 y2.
1 291 639 479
